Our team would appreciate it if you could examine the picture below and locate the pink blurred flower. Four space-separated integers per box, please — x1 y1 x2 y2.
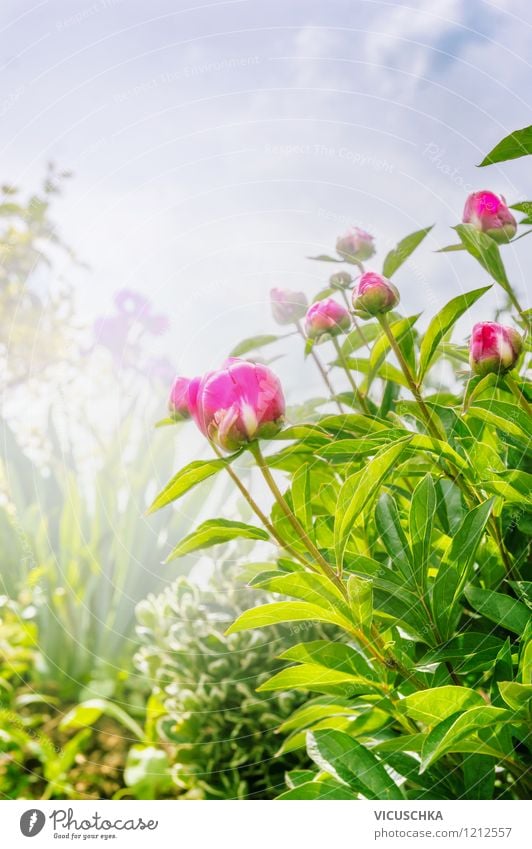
336 227 375 262
168 375 192 420
114 288 170 336
146 356 176 385
469 322 522 377
114 289 151 317
463 191 517 243
352 271 400 317
305 298 351 340
93 314 133 359
189 359 285 451
270 288 308 325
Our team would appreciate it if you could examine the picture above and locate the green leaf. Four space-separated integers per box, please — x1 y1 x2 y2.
467 399 531 446
409 474 435 592
419 633 505 675
436 242 465 253
166 519 268 561
479 125 532 165
375 493 414 581
399 686 485 725
147 457 235 514
229 334 283 357
290 465 312 535
279 641 375 680
498 682 532 711
347 575 373 630
382 225 433 277
420 707 511 772
341 323 380 355
251 572 349 619
277 779 358 800
418 285 491 381
307 729 404 799
334 439 411 568
369 314 420 376
454 224 513 296
225 600 348 635
432 499 494 639
307 254 343 263
257 664 377 696
60 699 143 740
465 586 530 635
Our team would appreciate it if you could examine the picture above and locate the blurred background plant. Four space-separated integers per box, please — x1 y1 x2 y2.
131 564 328 799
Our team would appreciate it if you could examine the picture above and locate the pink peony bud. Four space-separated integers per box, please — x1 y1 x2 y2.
168 376 192 420
336 227 375 263
462 191 517 243
305 298 351 340
352 271 400 317
469 322 523 377
329 270 353 290
190 359 285 451
270 288 308 325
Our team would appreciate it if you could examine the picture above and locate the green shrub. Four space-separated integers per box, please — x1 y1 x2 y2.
134 568 320 799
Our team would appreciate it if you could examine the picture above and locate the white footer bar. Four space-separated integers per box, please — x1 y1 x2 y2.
4 799 528 848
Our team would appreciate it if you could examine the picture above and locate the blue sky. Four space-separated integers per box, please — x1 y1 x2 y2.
1 0 531 394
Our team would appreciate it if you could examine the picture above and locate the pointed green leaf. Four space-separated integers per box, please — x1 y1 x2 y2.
409 474 435 592
465 586 530 635
454 224 513 297
347 575 373 630
334 439 411 568
418 285 491 381
382 225 433 277
147 457 234 514
399 686 484 725
479 125 532 165
166 519 268 561
229 334 283 357
277 779 358 800
307 729 404 799
420 707 511 772
432 499 493 639
225 601 348 635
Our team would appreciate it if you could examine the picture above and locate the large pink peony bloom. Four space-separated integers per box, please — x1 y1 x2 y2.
305 298 351 340
352 271 400 317
168 376 193 420
469 322 523 377
270 288 308 325
336 227 375 262
189 359 285 451
463 191 517 243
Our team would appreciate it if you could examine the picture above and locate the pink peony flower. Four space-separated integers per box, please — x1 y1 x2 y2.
305 298 351 340
352 271 400 317
270 288 308 325
336 227 375 263
168 376 193 419
463 191 517 243
190 359 285 451
469 322 523 377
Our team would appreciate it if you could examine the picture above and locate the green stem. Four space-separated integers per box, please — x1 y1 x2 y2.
212 445 319 571
339 287 372 354
377 313 446 442
504 373 532 416
296 320 344 414
377 313 515 577
250 442 344 589
331 335 371 415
